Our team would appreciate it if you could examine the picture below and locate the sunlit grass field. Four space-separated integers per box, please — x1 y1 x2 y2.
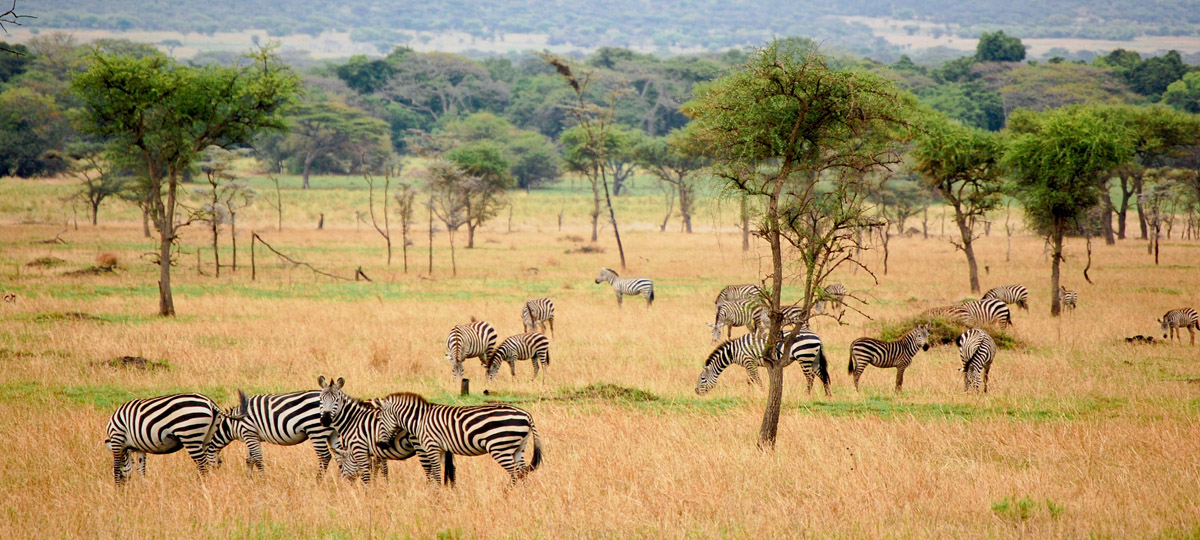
1 173 1198 538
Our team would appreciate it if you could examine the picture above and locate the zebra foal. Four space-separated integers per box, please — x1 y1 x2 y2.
1160 308 1199 345
521 298 555 336
957 328 996 393
105 391 247 484
1058 286 1077 311
848 324 931 393
594 268 654 307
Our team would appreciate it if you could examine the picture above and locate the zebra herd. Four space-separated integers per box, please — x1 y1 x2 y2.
106 376 542 486
445 298 555 383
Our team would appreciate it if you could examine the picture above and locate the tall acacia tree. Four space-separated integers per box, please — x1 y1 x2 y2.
74 49 298 316
1005 105 1133 316
911 113 1004 294
685 40 910 448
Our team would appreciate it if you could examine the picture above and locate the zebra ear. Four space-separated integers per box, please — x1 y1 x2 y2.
335 377 345 389
317 375 327 388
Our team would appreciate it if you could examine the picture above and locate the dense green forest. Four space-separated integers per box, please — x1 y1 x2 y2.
30 0 1200 53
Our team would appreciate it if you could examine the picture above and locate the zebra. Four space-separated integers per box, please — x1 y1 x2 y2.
520 298 555 337
1159 308 1200 345
695 331 829 397
753 305 810 334
373 392 543 485
105 391 247 484
715 284 762 305
206 384 358 477
594 268 654 307
486 332 551 382
983 284 1029 311
708 299 762 342
445 320 499 380
814 283 847 316
1058 286 1078 311
956 298 1012 328
329 397 455 485
848 324 931 393
957 328 996 393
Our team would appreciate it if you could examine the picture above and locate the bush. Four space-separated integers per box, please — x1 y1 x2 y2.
876 315 1020 349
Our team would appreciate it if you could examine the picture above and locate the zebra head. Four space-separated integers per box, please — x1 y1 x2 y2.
485 347 508 382
595 268 615 284
1159 316 1169 338
913 324 931 351
695 366 718 395
707 323 722 343
317 376 346 427
374 393 422 449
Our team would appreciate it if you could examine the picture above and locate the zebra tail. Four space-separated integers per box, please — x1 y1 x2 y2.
443 452 456 486
649 288 655 303
528 422 543 472
817 347 829 384
847 350 855 375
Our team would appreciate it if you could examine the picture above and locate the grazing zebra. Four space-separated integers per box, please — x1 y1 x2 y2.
445 320 499 380
848 324 931 393
957 298 1012 328
957 328 996 393
715 284 762 305
105 391 247 484
594 268 654 307
814 283 847 315
709 299 762 342
1159 308 1200 345
206 385 361 476
695 331 829 396
753 305 810 334
983 284 1029 311
373 392 543 485
1058 286 1078 311
520 298 555 337
330 397 455 485
487 332 551 382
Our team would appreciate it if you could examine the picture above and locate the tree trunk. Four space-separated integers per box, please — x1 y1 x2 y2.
1135 176 1147 239
758 177 786 450
211 213 220 279
301 152 314 190
740 195 750 251
879 226 890 275
1050 223 1064 317
660 190 675 232
590 178 600 242
141 205 151 238
1117 175 1132 240
922 206 928 239
1102 196 1115 245
91 200 100 226
466 222 476 249
600 169 626 270
954 208 981 294
230 217 237 272
157 175 177 317
428 197 434 275
679 183 693 234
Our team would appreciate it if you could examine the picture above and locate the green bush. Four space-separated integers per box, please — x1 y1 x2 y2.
876 316 1021 349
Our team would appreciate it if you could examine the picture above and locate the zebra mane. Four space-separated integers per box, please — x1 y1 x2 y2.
381 391 429 404
601 267 617 276
704 337 744 367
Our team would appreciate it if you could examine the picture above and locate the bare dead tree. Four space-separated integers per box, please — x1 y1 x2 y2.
363 159 397 266
394 182 418 273
0 1 32 55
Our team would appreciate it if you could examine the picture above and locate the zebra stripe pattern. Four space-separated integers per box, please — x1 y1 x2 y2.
957 328 996 393
715 284 761 305
815 283 847 315
445 320 499 380
487 332 551 382
207 388 352 476
695 331 829 396
521 298 555 336
1058 286 1078 311
709 299 761 342
753 305 810 333
848 324 931 392
374 393 543 485
595 267 654 307
331 397 455 484
105 391 246 484
956 299 1012 328
983 284 1029 311
1160 308 1200 345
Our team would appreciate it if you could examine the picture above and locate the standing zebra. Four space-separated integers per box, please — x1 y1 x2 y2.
1058 286 1078 311
957 298 1012 328
848 324 931 393
957 328 996 393
330 397 455 485
1159 308 1200 345
445 320 499 380
105 391 247 484
814 283 848 316
373 392 543 485
487 332 551 382
715 284 762 305
709 298 761 342
520 298 555 337
206 384 360 476
695 331 829 396
982 284 1029 311
594 268 654 307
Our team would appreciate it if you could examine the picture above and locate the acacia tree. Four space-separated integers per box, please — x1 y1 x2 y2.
634 127 709 233
393 182 418 273
66 142 124 225
685 41 909 448
285 100 389 189
1006 105 1133 316
911 114 1004 294
73 49 298 316
445 142 513 248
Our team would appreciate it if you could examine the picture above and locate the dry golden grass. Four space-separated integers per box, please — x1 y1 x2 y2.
1 177 1199 538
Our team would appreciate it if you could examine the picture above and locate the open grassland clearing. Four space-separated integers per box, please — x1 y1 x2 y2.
1 175 1199 538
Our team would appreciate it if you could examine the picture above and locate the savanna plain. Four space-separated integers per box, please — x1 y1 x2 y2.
1 173 1198 539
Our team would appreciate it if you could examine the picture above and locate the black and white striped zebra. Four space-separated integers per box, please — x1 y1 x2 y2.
445 320 499 380
695 331 829 396
957 328 996 393
595 267 654 307
1058 286 1078 311
814 283 847 315
487 332 551 382
983 284 1029 311
521 298 555 337
709 299 762 342
715 284 762 305
753 305 810 334
1160 308 1200 345
105 391 247 484
331 397 455 485
848 324 931 392
373 392 543 485
206 386 354 476
956 298 1012 328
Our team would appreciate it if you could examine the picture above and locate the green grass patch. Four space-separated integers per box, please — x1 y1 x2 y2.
786 395 1062 422
1134 286 1182 295
991 496 1064 522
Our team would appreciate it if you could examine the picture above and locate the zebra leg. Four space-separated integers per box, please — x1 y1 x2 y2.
243 432 264 471
745 363 763 389
532 356 541 380
421 449 444 484
184 440 210 476
852 365 865 392
804 371 815 396
112 447 128 484
377 456 389 481
1189 326 1196 346
312 436 336 478
616 292 624 307
134 450 147 477
983 365 991 394
547 319 554 337
509 358 517 378
488 447 524 484
894 367 906 393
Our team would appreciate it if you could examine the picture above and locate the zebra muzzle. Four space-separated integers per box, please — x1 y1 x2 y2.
320 413 332 427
